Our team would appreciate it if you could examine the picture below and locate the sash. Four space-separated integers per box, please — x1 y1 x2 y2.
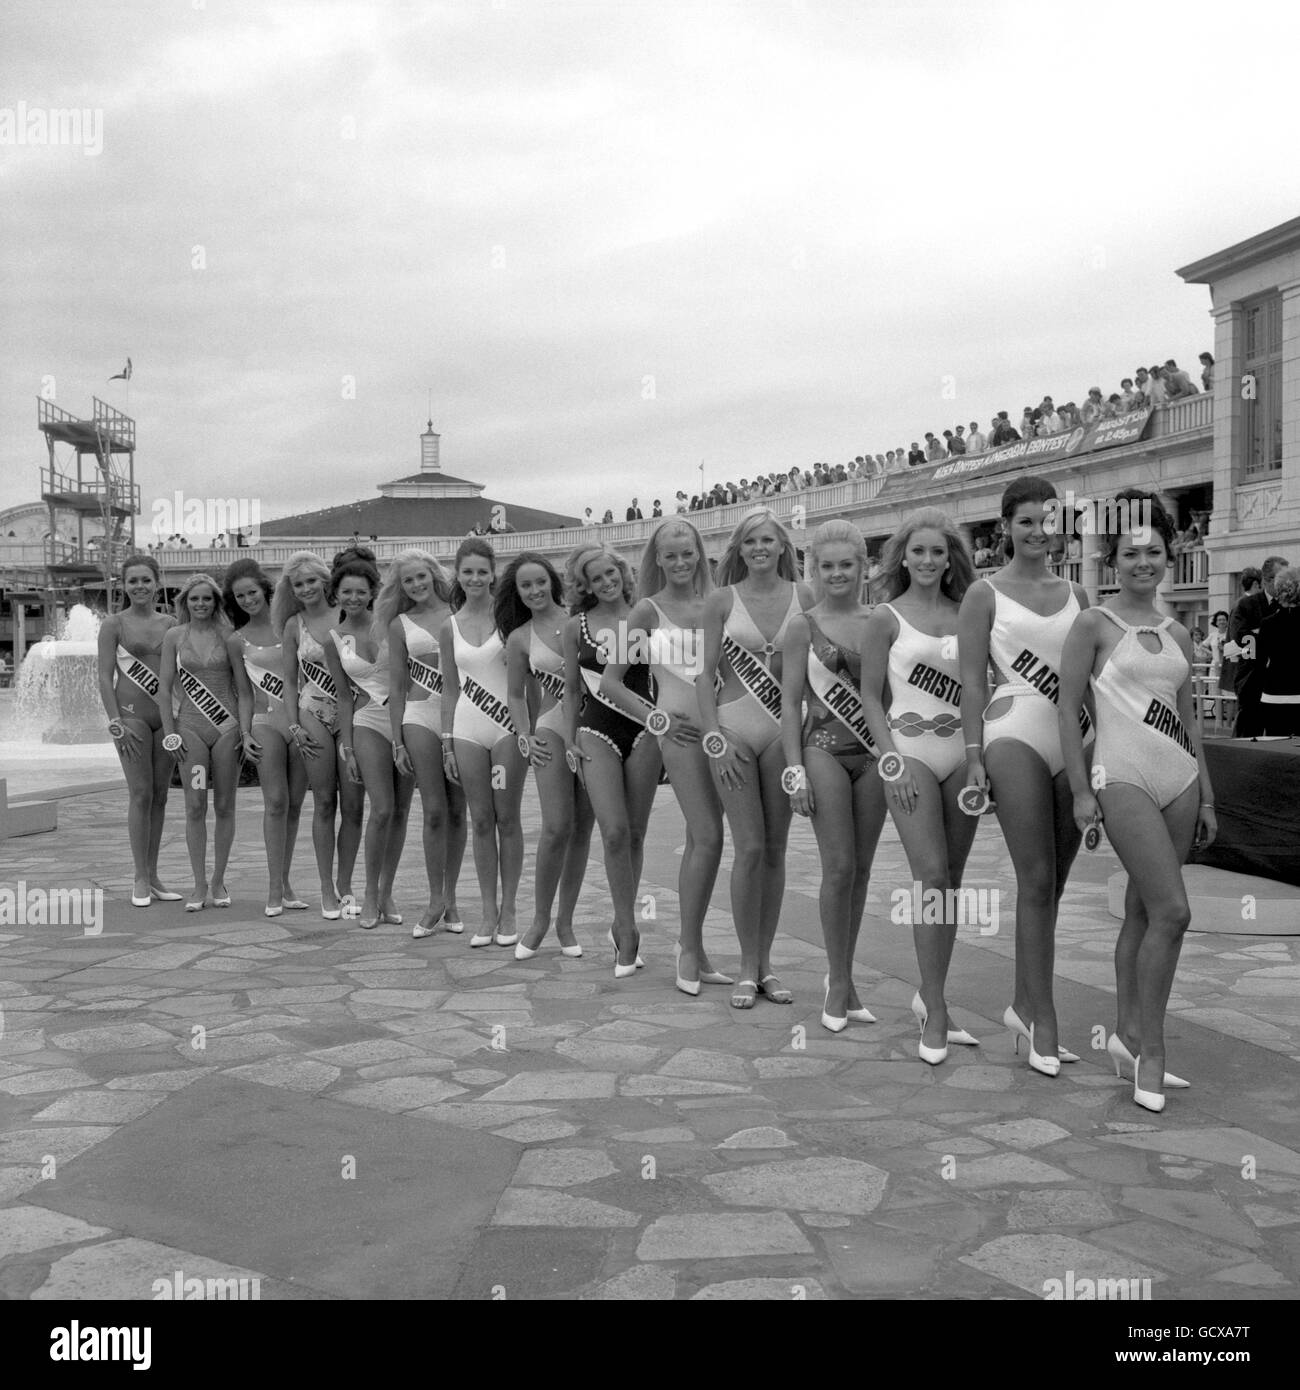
580 666 645 725
462 676 515 734
176 661 235 730
243 657 285 705
116 644 160 701
531 664 565 704
350 680 387 708
722 634 782 724
408 656 443 697
1006 646 1093 737
807 650 876 752
299 653 337 701
1142 697 1196 758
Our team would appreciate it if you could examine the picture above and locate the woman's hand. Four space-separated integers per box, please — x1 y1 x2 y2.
526 735 552 767
667 714 700 746
292 726 323 761
167 734 188 764
240 731 262 764
340 746 362 784
567 742 590 788
1196 804 1218 849
1072 790 1100 837
791 779 814 818
887 766 921 816
116 723 144 762
715 743 751 791
394 742 413 776
442 743 460 785
965 752 989 795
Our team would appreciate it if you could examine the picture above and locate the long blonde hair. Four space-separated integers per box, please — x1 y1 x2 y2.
271 551 331 632
717 507 799 586
375 548 453 632
638 519 713 600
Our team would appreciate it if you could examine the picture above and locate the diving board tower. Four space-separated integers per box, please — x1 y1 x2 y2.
37 396 140 621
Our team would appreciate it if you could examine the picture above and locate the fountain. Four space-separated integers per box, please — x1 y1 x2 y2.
12 604 110 744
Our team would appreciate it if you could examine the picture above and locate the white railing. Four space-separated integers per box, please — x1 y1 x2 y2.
1149 392 1213 437
1172 547 1209 585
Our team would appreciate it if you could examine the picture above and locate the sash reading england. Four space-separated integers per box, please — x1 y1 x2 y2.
722 635 782 723
176 661 235 730
807 650 876 752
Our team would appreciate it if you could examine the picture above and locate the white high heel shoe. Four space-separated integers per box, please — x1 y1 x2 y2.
1003 1005 1078 1063
674 944 701 997
911 993 947 1065
820 976 847 1033
912 991 977 1045
1026 1021 1060 1078
1133 1055 1165 1113
1107 1033 1189 1089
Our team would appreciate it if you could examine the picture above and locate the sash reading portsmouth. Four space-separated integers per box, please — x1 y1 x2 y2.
1008 646 1093 736
722 633 782 723
175 660 234 730
806 648 877 752
407 656 443 698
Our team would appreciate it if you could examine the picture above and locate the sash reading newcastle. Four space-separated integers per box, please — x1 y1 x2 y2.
1007 646 1093 737
531 665 565 704
299 654 338 701
722 635 782 724
244 660 285 704
408 656 443 697
580 667 646 724
462 677 515 734
807 650 876 752
1142 697 1196 758
175 661 235 731
116 644 160 700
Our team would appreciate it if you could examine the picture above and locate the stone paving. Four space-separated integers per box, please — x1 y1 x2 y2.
1 776 1298 1300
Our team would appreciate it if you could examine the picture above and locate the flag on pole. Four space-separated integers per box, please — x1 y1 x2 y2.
109 357 132 382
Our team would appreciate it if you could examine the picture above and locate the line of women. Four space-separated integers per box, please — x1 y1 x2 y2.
98 478 1215 1114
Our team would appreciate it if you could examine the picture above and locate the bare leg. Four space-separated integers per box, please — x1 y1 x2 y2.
257 726 292 910
523 728 580 949
354 726 396 921
662 737 724 982
181 740 212 899
298 708 339 911
805 747 858 1017
579 731 639 966
444 777 468 920
282 742 308 899
406 725 449 924
209 729 241 898
846 771 889 1013
456 740 500 930
118 716 159 898
489 735 528 937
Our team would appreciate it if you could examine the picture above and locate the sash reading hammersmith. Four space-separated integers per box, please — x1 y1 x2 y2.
722 634 782 723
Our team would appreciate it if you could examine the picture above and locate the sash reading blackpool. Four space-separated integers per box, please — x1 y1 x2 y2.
116 644 160 700
722 634 782 723
176 661 234 730
807 649 877 752
1008 646 1093 737
299 654 338 701
462 676 515 733
407 656 443 697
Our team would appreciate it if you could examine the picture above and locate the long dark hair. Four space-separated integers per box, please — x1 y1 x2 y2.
495 552 564 638
222 558 274 629
879 509 974 603
449 537 495 611
1099 488 1176 566
1000 475 1057 558
329 545 381 613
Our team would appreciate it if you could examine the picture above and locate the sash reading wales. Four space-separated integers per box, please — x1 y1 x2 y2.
299 654 338 701
408 656 443 697
806 649 876 752
175 661 235 730
462 676 515 733
116 644 160 700
1007 646 1093 737
722 634 782 723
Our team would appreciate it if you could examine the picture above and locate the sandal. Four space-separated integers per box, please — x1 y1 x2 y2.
759 974 793 1005
730 979 759 1010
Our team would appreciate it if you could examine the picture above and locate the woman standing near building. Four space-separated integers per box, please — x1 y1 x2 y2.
224 558 309 917
601 519 734 995
322 547 414 932
697 507 814 1009
780 520 886 1031
1258 567 1300 736
564 543 661 978
382 549 467 938
278 551 364 920
860 511 981 1062
440 538 526 947
1058 489 1215 1111
958 476 1092 1075
502 551 593 958
158 573 256 912
96 554 181 907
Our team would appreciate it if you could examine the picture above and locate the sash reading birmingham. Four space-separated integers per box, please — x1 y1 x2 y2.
176 664 234 728
1144 698 1196 757
408 657 443 696
1010 647 1093 735
462 677 514 731
299 655 338 700
723 635 782 722
117 646 160 699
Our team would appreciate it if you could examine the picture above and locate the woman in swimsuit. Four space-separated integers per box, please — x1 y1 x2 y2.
158 573 256 911
958 476 1092 1075
861 511 982 1062
698 506 814 1009
277 551 364 920
322 547 413 932
440 538 526 947
96 553 181 907
223 559 309 918
381 549 468 939
563 544 661 979
781 520 886 1031
502 552 594 959
601 519 734 995
1059 489 1216 1112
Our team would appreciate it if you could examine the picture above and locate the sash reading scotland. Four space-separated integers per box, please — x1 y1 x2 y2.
927 408 1154 484
116 644 160 700
806 649 877 751
175 662 234 730
299 654 338 701
722 634 782 723
407 656 443 697
243 658 284 704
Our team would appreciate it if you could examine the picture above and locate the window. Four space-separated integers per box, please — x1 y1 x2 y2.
1242 293 1282 476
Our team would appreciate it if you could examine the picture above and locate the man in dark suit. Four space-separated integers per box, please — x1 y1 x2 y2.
626 499 643 521
1229 556 1289 736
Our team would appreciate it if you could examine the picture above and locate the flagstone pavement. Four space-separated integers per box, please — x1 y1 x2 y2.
1 777 1298 1300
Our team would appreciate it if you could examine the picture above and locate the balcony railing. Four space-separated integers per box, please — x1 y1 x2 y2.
1149 392 1212 438
1172 547 1209 586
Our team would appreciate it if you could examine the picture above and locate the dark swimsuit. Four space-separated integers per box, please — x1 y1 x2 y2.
802 614 876 781
577 611 654 762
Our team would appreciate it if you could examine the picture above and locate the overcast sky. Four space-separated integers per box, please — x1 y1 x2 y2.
2 0 1295 530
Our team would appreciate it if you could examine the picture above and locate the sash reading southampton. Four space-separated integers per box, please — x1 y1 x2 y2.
1009 646 1093 736
175 662 234 730
722 634 782 723
462 676 515 732
116 645 160 700
1143 697 1196 757
299 654 338 701
807 650 877 752
407 656 443 697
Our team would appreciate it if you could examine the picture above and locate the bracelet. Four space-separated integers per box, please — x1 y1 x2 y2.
645 708 672 737
339 744 353 757
877 751 905 783
107 719 126 740
781 765 805 795
289 723 303 737
1200 801 1215 809
162 733 183 753
702 731 728 760
517 734 532 759
964 742 982 750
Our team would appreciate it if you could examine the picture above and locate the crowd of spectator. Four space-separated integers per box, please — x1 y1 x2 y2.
583 351 1213 523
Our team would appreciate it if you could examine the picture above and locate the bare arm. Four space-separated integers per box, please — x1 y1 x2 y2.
1171 623 1217 848
438 618 461 782
158 629 180 741
599 600 666 729
96 615 123 722
958 581 994 791
389 618 409 747
323 635 359 782
505 626 536 755
1058 610 1099 825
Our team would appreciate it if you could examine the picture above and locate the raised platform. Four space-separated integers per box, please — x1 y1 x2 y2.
0 777 57 839
1109 866 1299 936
